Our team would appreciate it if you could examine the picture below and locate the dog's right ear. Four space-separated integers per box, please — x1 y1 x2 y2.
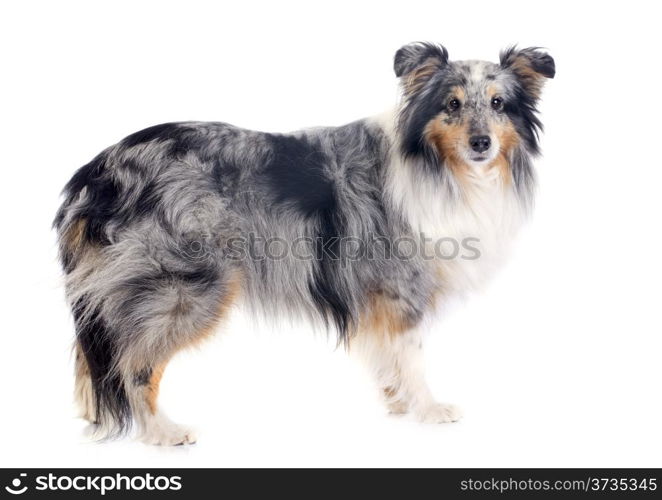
394 42 449 78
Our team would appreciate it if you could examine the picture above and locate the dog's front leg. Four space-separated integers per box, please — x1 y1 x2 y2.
350 325 461 423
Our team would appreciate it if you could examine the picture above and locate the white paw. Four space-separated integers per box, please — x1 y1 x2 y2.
414 403 462 424
140 417 197 446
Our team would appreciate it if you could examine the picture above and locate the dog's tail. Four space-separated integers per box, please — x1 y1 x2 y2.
55 152 132 437
71 298 132 438
53 151 112 273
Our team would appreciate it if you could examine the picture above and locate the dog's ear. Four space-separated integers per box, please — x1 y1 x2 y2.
500 46 555 100
394 42 449 78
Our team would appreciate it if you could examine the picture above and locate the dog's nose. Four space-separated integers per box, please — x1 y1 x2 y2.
469 135 491 153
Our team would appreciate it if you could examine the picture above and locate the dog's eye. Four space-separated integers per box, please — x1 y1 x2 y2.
491 96 504 112
447 98 461 112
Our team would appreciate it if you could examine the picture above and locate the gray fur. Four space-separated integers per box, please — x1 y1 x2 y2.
55 43 553 440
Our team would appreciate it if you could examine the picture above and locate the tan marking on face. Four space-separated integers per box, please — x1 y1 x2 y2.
489 119 520 183
450 86 465 102
424 114 472 182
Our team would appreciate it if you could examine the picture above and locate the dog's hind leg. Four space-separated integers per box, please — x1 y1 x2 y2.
119 270 243 446
68 235 243 443
128 362 197 446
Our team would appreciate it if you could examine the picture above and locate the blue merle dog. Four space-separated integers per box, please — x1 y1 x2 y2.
55 43 554 445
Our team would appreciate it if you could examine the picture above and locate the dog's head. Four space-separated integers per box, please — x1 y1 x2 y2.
395 42 554 174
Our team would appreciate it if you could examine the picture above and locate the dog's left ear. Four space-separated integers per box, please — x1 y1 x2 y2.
500 47 555 100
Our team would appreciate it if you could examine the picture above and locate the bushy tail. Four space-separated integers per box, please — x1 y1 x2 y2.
55 153 133 437
72 298 132 437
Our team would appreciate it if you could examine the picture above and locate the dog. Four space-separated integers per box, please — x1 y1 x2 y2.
54 43 554 445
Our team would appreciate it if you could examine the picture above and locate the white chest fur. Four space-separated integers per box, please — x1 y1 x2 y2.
386 153 530 294
373 110 532 294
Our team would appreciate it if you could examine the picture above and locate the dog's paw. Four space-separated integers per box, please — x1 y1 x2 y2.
414 403 462 424
140 418 197 446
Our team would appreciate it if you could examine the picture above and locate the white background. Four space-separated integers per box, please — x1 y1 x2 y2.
1 0 660 468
